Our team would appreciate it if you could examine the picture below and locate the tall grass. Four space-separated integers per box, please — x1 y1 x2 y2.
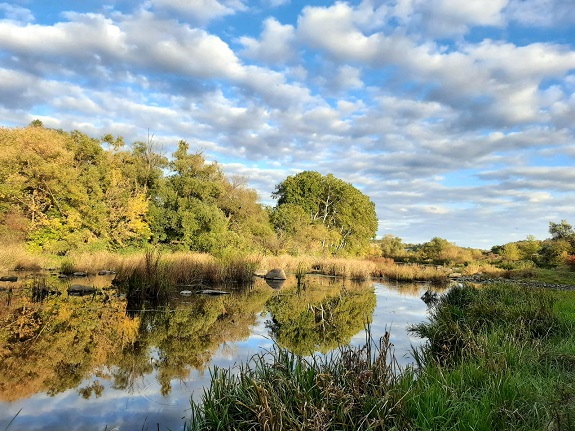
0 244 49 272
403 283 575 430
188 283 575 430
113 250 261 299
189 330 403 431
370 258 450 282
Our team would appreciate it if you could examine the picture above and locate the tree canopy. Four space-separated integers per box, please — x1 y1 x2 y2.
271 171 378 255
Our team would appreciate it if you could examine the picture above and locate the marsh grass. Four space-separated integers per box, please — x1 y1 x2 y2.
189 330 403 431
0 244 48 272
189 283 575 430
113 250 261 300
370 259 450 283
403 283 575 430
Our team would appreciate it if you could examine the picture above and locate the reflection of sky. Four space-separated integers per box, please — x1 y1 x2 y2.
0 280 440 431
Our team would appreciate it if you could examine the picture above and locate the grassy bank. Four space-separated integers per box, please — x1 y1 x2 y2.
187 283 575 430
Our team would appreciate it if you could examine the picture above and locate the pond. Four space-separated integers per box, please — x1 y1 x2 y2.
0 273 446 430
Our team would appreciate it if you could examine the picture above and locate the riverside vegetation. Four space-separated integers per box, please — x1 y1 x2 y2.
188 283 575 430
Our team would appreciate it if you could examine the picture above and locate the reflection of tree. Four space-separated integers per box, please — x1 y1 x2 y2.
0 293 140 401
139 287 273 395
266 283 376 356
0 285 274 400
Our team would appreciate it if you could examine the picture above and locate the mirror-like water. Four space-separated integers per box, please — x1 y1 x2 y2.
0 273 446 430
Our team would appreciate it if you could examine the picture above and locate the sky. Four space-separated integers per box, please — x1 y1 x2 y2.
0 0 574 249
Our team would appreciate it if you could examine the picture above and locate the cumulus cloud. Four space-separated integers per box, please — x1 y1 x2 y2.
150 0 246 24
394 0 507 37
0 3 34 23
239 17 296 65
506 0 575 27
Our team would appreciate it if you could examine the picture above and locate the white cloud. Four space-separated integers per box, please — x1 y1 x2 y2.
151 0 246 23
0 3 34 23
506 0 575 27
396 0 508 37
239 17 296 65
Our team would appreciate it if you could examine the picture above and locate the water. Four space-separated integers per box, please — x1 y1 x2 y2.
0 274 445 430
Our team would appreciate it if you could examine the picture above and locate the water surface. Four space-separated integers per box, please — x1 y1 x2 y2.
0 274 445 430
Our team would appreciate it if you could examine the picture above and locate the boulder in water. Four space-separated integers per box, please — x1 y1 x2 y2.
68 284 97 296
264 268 286 280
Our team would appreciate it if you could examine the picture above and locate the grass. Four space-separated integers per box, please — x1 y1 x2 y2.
187 283 575 430
370 258 451 283
188 330 402 431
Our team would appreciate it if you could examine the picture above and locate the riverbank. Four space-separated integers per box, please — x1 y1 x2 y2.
187 282 575 430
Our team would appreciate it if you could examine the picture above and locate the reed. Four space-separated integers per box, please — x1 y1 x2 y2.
0 244 49 272
371 260 450 282
188 329 403 430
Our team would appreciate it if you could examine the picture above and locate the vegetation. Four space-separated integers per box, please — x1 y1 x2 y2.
0 125 377 259
271 171 378 255
189 283 575 430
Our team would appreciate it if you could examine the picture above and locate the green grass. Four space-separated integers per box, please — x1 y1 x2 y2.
507 267 575 286
187 283 575 430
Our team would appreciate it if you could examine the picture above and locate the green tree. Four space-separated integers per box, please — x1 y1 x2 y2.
272 171 377 255
549 220 574 240
380 234 405 258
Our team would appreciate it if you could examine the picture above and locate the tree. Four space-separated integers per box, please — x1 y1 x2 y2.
380 234 405 258
272 171 378 255
549 220 574 241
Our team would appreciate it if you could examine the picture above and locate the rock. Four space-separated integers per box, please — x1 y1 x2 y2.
73 272 88 277
0 276 18 282
265 278 286 289
180 290 193 296
98 270 116 275
58 274 68 279
68 284 97 296
265 268 287 280
196 289 230 295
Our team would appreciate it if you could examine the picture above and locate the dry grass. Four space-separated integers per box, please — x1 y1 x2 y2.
0 244 50 272
370 259 450 282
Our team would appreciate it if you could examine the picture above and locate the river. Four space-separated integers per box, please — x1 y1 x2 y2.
0 273 445 430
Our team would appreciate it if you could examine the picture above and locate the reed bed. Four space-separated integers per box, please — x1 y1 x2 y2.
113 250 261 299
370 259 450 283
188 330 403 431
0 244 49 272
59 251 130 274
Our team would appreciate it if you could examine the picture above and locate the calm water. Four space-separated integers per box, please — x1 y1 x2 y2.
0 273 445 430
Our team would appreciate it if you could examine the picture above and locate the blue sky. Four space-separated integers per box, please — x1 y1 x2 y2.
1 0 574 248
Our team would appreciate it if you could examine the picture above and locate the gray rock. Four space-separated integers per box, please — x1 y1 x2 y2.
68 284 97 296
0 276 18 282
73 272 88 277
265 268 287 280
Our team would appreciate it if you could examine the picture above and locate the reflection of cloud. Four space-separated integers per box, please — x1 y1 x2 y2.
0 280 437 429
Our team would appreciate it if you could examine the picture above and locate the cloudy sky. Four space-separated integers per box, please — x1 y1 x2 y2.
1 0 574 248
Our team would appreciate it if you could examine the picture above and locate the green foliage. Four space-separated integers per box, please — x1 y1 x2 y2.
272 171 378 256
0 127 273 255
379 234 405 258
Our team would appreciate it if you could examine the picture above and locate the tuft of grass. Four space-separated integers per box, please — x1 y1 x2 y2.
0 244 48 272
188 330 403 431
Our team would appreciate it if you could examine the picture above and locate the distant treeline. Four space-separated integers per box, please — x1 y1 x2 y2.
379 219 575 269
0 123 377 256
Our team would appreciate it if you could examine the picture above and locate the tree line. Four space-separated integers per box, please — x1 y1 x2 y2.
0 123 378 256
378 220 575 269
